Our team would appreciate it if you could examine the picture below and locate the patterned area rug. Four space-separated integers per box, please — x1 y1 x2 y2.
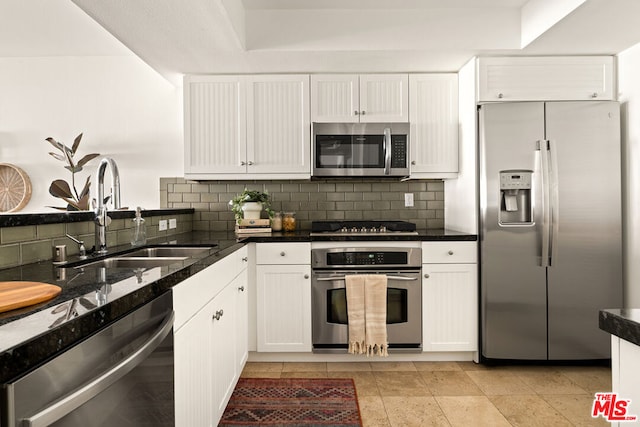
219 377 362 426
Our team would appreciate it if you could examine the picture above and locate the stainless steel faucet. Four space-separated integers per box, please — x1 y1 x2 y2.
94 157 121 254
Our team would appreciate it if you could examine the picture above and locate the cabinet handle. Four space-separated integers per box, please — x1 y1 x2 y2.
354 110 360 115
213 309 224 321
247 161 254 165
304 274 309 279
411 160 416 165
497 93 504 99
591 92 598 98
448 250 454 255
280 251 286 256
424 274 430 279
242 257 248 262
240 161 246 166
238 286 245 292
360 110 366 115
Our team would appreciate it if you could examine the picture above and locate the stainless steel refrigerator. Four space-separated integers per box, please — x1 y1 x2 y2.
479 101 623 360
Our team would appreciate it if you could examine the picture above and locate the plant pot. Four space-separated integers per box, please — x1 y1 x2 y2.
242 202 263 219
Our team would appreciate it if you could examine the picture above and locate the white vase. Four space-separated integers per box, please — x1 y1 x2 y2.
242 202 263 219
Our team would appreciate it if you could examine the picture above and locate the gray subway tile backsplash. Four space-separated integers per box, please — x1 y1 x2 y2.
160 177 445 231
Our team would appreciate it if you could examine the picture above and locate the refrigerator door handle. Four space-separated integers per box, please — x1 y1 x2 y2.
548 139 559 266
539 139 551 267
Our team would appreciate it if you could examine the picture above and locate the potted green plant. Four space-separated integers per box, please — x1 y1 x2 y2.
229 189 274 222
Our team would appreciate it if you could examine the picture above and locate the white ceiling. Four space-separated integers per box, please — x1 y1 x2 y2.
3 0 640 85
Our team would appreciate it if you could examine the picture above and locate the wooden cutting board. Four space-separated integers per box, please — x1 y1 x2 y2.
0 281 62 313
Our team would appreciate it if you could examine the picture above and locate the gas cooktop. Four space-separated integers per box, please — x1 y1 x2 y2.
310 220 418 236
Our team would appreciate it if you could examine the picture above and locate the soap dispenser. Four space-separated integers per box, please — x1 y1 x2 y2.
130 206 147 246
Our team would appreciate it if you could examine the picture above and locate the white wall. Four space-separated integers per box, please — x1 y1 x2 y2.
618 43 640 307
0 55 182 212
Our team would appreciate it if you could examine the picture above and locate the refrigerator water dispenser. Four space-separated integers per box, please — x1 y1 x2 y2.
499 170 532 225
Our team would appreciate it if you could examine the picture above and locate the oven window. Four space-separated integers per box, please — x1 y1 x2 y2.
326 287 408 324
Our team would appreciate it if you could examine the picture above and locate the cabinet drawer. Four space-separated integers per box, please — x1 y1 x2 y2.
256 243 311 265
422 242 477 264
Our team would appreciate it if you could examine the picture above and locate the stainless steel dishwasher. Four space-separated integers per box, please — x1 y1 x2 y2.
1 291 174 427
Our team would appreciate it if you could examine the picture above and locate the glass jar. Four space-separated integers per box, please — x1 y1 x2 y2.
271 212 283 231
283 212 296 232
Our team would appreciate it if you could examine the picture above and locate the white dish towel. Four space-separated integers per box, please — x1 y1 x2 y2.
345 274 389 357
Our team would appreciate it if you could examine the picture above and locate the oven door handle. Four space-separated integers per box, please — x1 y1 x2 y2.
315 275 417 281
20 310 174 427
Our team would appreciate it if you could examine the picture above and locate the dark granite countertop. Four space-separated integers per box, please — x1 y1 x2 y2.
600 309 640 347
0 227 475 384
0 208 194 227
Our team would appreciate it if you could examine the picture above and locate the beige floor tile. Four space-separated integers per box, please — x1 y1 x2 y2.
457 361 498 371
414 361 463 372
383 396 450 426
358 395 391 427
436 396 512 427
373 371 430 397
240 371 281 378
328 371 381 397
490 394 573 427
369 361 417 371
327 362 373 372
556 366 612 395
280 371 328 378
241 361 283 372
420 371 484 396
282 362 327 372
542 394 610 426
510 368 589 395
466 370 536 395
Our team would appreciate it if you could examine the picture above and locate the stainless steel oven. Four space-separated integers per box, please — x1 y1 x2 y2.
1 291 174 427
311 247 422 353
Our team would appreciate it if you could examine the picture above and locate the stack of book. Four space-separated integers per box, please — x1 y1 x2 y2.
235 218 272 234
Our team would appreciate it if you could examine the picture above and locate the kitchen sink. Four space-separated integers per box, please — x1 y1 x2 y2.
74 256 189 269
124 247 213 258
70 246 216 270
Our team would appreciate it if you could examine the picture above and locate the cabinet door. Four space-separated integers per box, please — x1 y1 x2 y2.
234 269 249 369
359 74 409 122
256 264 312 352
311 74 359 123
423 263 477 352
409 74 459 177
174 300 213 427
184 75 246 176
246 75 311 175
211 282 239 424
478 56 615 101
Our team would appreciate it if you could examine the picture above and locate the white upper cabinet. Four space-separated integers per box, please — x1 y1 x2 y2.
184 74 310 180
246 75 311 176
477 56 615 101
409 74 459 178
311 74 409 123
184 75 246 176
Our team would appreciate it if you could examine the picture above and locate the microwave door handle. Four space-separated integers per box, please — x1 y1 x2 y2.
383 127 392 175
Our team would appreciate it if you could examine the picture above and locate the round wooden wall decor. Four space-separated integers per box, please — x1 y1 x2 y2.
0 163 32 212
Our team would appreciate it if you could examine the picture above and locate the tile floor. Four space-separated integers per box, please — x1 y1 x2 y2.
240 361 611 426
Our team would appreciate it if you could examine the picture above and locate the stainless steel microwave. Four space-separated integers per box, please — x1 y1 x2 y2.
313 126 409 177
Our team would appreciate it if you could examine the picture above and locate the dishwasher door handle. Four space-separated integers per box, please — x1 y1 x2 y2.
315 275 417 281
22 310 174 427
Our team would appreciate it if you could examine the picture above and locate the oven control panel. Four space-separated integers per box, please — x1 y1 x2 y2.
327 251 407 266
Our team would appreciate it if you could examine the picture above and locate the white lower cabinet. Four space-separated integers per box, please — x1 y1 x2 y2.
610 336 640 427
256 243 312 352
174 246 249 426
422 242 478 352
